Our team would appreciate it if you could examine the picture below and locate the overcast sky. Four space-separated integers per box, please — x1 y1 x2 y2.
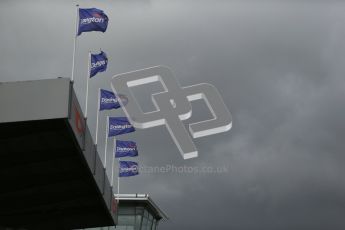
2 0 345 229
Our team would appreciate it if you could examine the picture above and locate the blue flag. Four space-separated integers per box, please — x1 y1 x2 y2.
115 140 138 158
78 8 109 36
99 89 120 110
108 117 135 137
90 51 108 78
119 161 139 177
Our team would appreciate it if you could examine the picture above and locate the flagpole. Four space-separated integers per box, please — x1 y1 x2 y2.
111 139 116 187
85 51 91 118
117 158 120 199
95 88 100 145
71 4 79 82
104 116 109 166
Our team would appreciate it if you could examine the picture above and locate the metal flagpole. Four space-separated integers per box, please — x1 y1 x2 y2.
104 116 109 166
95 88 100 145
85 51 91 118
111 139 116 187
117 158 120 199
71 4 79 82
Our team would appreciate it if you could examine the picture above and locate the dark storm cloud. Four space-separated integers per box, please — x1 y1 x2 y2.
1 0 345 229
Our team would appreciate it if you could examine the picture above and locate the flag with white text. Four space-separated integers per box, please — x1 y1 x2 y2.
115 140 138 158
78 8 108 36
119 161 139 177
108 117 135 137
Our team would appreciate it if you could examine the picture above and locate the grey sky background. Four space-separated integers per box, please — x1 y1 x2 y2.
1 0 345 229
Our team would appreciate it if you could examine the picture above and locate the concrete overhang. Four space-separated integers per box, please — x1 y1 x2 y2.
0 78 117 229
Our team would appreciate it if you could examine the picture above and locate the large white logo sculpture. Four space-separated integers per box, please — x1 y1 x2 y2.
111 66 232 159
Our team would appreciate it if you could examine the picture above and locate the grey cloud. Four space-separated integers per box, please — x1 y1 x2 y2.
1 0 345 229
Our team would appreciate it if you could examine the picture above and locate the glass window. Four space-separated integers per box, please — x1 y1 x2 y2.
134 207 143 230
141 209 149 230
147 213 154 230
118 214 135 226
118 207 135 215
151 219 157 230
